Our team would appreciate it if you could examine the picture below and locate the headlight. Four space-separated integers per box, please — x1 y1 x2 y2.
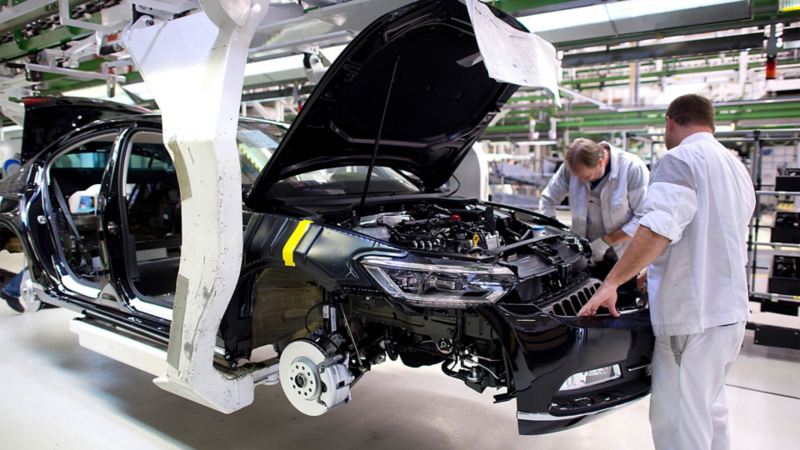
559 365 621 391
360 257 516 308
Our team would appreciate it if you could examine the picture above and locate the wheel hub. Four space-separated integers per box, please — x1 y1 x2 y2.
287 357 320 401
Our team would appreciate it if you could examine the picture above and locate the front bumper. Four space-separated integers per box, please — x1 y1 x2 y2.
481 295 654 435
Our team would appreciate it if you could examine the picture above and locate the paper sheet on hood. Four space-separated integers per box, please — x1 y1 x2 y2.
466 0 561 107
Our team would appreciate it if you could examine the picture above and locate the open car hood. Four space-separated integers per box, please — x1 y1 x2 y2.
21 96 148 163
247 0 523 205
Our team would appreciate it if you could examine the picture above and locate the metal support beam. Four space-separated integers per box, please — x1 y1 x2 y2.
558 86 615 110
25 63 126 83
249 30 352 61
240 83 314 102
630 62 640 107
130 0 199 15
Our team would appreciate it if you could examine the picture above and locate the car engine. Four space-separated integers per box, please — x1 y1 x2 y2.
349 203 526 257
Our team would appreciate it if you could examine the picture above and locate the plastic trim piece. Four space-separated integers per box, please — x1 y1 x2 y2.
517 396 645 422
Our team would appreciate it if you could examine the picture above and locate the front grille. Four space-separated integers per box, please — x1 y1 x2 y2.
546 278 602 317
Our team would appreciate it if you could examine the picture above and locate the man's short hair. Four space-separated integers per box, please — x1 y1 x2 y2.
666 94 715 128
566 138 604 170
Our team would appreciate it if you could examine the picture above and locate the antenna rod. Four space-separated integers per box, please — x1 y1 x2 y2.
359 56 400 210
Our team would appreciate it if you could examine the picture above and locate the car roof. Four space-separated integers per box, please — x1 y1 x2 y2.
27 113 289 163
76 113 289 130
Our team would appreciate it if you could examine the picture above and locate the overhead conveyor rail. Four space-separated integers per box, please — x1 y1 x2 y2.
485 98 800 137
0 0 118 62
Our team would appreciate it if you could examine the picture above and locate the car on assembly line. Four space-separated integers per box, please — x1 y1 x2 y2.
0 0 654 435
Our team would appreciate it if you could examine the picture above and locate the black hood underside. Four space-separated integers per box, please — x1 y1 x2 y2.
248 0 524 205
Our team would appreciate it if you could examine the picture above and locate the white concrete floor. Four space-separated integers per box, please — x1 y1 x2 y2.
0 305 798 450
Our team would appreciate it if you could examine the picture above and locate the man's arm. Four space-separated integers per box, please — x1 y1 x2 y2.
602 228 631 245
539 163 570 218
618 159 650 238
579 226 669 316
579 153 697 317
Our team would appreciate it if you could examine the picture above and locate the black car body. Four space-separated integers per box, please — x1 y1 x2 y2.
0 0 653 435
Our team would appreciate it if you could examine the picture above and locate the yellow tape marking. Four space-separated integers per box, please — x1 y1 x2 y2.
282 220 313 267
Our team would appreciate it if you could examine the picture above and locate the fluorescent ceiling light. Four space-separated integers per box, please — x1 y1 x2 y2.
607 0 741 20
518 4 606 32
61 85 136 104
716 123 736 132
245 44 347 77
780 0 800 12
245 54 304 76
518 0 743 33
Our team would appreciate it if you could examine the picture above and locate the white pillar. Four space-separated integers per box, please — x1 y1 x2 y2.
122 0 271 413
738 50 749 98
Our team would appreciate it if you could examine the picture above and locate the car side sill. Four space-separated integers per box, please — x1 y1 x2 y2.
69 317 167 377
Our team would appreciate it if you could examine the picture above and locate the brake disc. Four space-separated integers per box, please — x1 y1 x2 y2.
278 339 354 416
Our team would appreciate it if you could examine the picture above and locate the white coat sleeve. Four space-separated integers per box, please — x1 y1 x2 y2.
539 163 570 218
621 160 650 236
638 155 697 243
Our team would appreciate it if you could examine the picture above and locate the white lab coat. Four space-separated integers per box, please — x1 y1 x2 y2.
539 144 649 256
639 132 755 337
640 132 755 450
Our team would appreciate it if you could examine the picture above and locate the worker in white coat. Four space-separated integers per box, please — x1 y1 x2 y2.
578 94 755 450
539 138 649 262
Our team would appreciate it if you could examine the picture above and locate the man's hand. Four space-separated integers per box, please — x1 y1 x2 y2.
579 227 668 318
578 283 620 317
636 271 648 293
589 237 610 263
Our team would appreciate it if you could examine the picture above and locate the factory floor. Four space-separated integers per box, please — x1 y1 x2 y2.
0 304 797 450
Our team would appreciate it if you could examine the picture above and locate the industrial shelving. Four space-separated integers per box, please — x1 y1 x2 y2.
622 128 800 349
745 129 800 350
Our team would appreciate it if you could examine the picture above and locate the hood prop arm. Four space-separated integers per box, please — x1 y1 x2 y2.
359 56 400 211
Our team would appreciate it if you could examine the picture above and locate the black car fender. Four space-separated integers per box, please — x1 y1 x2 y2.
243 212 405 291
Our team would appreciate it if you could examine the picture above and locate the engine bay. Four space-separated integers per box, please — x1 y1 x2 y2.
343 201 570 258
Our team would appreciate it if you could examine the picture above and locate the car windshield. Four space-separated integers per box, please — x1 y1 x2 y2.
267 166 421 198
237 121 286 188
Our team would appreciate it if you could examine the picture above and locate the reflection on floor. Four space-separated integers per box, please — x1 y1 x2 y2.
0 305 797 450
